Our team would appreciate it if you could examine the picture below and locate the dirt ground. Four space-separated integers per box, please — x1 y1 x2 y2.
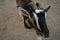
0 0 60 40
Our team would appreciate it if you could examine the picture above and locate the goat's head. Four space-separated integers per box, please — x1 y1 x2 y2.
33 2 51 38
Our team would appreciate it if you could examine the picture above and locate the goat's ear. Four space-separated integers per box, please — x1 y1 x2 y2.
44 6 51 12
36 2 40 7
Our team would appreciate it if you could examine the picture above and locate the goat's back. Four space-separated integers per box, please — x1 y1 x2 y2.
16 0 25 7
16 0 32 7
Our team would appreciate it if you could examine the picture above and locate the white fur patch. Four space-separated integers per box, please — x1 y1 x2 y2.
33 12 40 29
17 7 29 15
35 9 43 13
45 12 47 18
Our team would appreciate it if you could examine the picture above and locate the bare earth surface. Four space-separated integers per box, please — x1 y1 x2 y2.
0 0 60 40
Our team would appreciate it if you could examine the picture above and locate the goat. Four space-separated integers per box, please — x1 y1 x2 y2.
16 0 51 38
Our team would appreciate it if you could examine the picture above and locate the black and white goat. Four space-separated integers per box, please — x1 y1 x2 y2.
16 0 51 38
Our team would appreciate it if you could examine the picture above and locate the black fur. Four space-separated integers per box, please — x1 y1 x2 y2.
23 0 32 4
